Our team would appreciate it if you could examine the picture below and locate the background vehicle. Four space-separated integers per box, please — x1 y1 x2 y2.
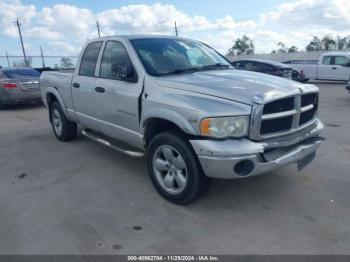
231 59 298 80
284 52 350 82
0 68 41 109
40 36 324 204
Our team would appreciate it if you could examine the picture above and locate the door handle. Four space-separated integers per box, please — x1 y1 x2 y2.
95 87 105 93
73 83 80 88
332 67 337 70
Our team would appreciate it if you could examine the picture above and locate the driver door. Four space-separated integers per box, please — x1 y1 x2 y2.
94 40 143 145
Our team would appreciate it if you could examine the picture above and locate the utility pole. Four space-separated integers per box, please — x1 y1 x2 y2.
13 18 28 67
5 52 11 68
174 21 179 37
40 46 46 68
96 20 101 38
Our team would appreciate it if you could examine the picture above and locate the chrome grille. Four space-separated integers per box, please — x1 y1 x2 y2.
250 93 318 140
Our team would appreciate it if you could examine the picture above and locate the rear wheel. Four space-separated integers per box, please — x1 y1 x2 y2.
299 78 309 83
0 100 6 110
50 101 77 141
147 131 211 205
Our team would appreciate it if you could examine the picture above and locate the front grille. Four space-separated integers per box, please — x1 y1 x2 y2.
252 92 318 139
261 115 293 134
263 97 294 114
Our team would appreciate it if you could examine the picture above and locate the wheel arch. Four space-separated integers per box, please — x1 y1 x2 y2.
45 88 69 122
143 117 195 148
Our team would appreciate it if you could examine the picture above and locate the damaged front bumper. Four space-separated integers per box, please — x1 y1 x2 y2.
190 119 324 179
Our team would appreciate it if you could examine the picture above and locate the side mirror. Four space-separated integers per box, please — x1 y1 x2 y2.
111 63 137 82
342 62 350 67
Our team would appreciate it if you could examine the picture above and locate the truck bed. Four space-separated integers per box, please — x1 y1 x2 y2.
40 70 74 108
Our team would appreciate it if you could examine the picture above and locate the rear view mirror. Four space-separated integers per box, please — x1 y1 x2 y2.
342 62 350 67
111 63 137 82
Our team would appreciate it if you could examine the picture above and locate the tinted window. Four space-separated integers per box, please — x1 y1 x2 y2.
99 41 133 80
79 41 103 77
334 56 350 66
322 56 332 65
255 62 274 71
233 61 246 69
243 62 255 71
3 69 40 78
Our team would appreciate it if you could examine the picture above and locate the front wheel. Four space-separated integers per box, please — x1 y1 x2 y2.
50 101 77 141
147 131 211 205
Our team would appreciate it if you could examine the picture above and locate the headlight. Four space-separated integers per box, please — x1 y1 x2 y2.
200 116 250 138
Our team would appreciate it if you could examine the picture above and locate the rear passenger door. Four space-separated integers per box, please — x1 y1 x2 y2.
72 41 103 130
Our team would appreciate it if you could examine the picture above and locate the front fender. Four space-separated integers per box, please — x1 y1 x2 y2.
141 108 197 135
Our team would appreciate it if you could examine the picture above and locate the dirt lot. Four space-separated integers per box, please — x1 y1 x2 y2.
0 82 349 255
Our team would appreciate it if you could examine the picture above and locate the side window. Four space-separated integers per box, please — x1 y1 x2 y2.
334 56 350 66
322 56 332 65
244 62 255 71
79 41 103 77
255 63 273 72
233 61 245 69
99 41 134 80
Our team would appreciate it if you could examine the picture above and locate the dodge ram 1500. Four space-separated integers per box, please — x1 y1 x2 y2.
40 35 324 204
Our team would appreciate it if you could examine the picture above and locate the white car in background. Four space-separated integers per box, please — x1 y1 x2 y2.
285 52 350 82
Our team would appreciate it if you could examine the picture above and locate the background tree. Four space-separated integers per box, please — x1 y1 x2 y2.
321 36 336 50
337 36 349 50
271 42 299 54
60 57 74 68
227 35 255 56
306 36 339 51
288 46 299 53
306 36 323 51
12 57 32 67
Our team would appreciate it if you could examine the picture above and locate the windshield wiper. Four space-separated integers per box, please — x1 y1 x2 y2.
201 63 231 69
161 64 231 76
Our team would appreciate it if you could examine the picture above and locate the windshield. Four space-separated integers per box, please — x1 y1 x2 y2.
131 38 232 76
3 69 40 78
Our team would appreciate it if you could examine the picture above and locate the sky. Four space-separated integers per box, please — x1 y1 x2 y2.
0 0 349 60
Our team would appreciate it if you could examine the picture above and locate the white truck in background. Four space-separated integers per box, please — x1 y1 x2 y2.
285 52 350 82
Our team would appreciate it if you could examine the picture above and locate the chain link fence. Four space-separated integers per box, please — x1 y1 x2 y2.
227 49 350 62
0 56 78 69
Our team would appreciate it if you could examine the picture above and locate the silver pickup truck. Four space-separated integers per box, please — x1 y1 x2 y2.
40 35 324 204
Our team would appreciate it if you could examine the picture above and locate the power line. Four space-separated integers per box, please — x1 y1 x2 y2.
13 18 28 67
5 52 11 67
96 20 101 38
40 46 46 68
174 21 179 37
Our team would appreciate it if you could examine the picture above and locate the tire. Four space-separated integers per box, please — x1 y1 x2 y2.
299 78 309 83
50 101 77 141
147 131 211 205
0 100 6 110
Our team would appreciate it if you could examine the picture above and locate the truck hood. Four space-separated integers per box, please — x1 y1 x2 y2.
156 69 318 105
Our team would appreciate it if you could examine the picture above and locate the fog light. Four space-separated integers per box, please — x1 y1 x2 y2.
234 160 255 177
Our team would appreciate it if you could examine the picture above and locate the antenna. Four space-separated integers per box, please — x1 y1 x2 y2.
13 18 28 67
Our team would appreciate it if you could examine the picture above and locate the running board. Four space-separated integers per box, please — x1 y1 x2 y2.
82 130 145 158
